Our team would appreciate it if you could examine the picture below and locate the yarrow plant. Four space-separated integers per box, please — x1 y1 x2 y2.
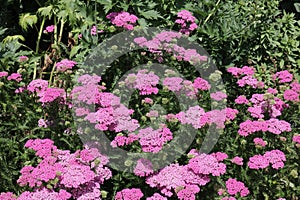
0 139 112 199
1 3 300 200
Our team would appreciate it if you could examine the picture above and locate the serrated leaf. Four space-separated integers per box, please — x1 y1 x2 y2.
37 5 53 18
2 35 25 44
96 0 113 13
19 13 37 31
140 10 161 20
0 27 8 36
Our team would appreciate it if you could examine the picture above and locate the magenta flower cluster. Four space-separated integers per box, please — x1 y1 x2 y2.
2 139 112 200
134 31 207 64
56 59 77 72
106 11 138 30
145 151 226 199
175 10 198 35
248 149 286 170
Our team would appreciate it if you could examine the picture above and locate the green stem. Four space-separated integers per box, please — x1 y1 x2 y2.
33 62 37 80
49 61 57 86
54 17 58 45
58 18 65 43
203 0 221 25
36 16 46 54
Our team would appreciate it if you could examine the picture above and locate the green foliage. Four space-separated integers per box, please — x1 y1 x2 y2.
19 13 38 31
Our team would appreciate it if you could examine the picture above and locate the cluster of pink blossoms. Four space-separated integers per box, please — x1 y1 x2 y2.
145 151 226 199
124 69 159 95
111 126 172 153
253 137 267 147
56 59 77 72
43 25 55 33
210 91 228 101
161 75 211 98
134 31 207 64
246 93 288 119
106 11 138 30
90 25 103 35
283 80 300 102
25 79 65 104
292 135 300 144
231 156 243 166
238 118 291 136
174 105 238 129
248 149 286 170
7 73 22 82
115 188 143 200
1 139 112 200
19 55 29 62
134 158 154 177
0 71 8 78
272 70 293 83
27 79 48 93
175 10 198 35
220 178 249 198
227 66 264 88
72 74 139 133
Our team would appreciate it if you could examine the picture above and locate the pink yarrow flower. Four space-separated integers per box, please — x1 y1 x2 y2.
115 188 143 200
7 73 22 82
19 55 29 62
0 71 8 78
56 59 77 72
44 25 55 33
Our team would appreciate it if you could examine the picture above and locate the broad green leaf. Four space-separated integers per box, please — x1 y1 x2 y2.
19 13 37 31
294 3 300 13
70 45 81 58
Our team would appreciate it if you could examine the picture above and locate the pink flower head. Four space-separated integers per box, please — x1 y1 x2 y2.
56 59 77 72
0 192 16 200
231 156 243 165
27 79 48 93
19 55 29 62
193 77 211 91
146 193 167 200
107 11 138 30
267 88 278 94
91 25 97 35
143 97 153 104
272 70 293 83
134 158 154 177
0 71 8 78
176 10 198 35
292 135 300 144
283 89 299 102
210 91 227 101
44 25 55 33
38 119 48 128
7 73 22 82
225 178 249 197
115 188 143 200
37 87 65 104
253 138 266 147
163 77 183 91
